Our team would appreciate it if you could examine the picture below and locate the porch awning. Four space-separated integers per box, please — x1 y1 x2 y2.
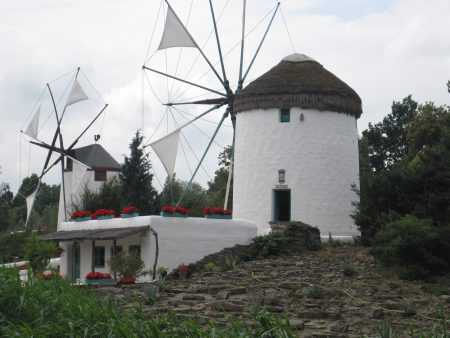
40 226 150 242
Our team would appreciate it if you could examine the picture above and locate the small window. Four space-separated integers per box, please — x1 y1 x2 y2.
280 108 290 123
94 246 105 268
110 246 123 258
129 245 141 257
94 170 107 181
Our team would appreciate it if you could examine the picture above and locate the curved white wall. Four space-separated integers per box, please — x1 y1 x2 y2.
233 108 359 237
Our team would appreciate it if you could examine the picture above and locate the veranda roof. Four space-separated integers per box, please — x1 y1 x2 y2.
40 226 149 242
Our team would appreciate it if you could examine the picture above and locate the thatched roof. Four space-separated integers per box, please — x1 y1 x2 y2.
234 54 362 118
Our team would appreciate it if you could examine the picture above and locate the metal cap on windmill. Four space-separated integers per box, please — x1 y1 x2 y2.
234 53 362 118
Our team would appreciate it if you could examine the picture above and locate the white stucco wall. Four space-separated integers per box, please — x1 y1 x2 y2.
57 162 119 226
233 108 359 237
58 216 257 281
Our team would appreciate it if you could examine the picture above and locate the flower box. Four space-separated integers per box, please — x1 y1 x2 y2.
117 276 136 284
121 213 139 218
73 216 92 222
160 211 188 218
206 214 232 220
97 215 114 220
85 278 116 285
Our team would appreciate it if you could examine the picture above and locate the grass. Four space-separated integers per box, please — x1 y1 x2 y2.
0 267 297 337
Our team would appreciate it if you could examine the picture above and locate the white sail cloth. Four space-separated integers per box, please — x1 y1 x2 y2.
65 79 89 108
24 106 40 139
25 182 40 225
149 129 181 178
158 4 196 50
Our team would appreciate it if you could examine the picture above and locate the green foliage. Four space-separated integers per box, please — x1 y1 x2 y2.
0 231 29 262
120 130 159 215
342 259 357 277
221 255 237 271
0 268 296 337
203 262 217 272
250 232 289 258
306 283 323 299
108 251 146 277
371 215 450 279
159 175 208 217
0 180 13 231
402 298 416 317
372 319 399 338
24 233 56 275
71 176 124 215
206 146 233 208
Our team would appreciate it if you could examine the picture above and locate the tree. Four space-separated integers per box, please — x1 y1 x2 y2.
206 146 233 208
24 233 56 275
361 95 417 171
159 175 208 217
120 131 158 215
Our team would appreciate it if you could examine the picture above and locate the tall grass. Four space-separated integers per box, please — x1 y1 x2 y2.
0 267 296 337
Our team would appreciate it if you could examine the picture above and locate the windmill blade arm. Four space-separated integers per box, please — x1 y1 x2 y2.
164 98 229 106
143 66 227 97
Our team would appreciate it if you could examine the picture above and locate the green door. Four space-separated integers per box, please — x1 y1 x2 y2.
273 190 291 221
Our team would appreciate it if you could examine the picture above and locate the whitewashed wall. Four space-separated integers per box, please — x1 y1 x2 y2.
57 162 119 226
58 216 257 281
233 108 360 238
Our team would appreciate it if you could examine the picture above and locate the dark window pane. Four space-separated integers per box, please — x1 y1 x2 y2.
280 108 290 123
129 245 141 257
95 171 106 181
94 246 105 268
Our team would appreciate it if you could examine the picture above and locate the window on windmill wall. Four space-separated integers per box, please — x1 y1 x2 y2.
94 170 106 181
280 108 290 123
94 246 105 268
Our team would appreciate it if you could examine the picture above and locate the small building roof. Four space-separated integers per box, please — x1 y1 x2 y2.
69 144 120 171
234 53 362 118
40 226 149 241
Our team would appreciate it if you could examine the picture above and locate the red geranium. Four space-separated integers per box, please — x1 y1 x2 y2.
121 205 139 214
161 205 191 215
178 263 189 273
117 276 136 284
94 209 115 217
40 273 62 280
70 210 91 220
203 206 232 215
85 272 112 280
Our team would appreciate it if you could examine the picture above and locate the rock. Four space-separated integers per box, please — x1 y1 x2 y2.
228 287 247 295
439 295 450 304
288 318 305 329
216 290 230 300
208 284 232 295
367 308 384 319
211 301 245 312
329 320 349 333
182 294 206 301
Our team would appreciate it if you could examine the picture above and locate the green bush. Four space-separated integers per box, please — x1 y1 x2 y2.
371 215 450 279
24 233 56 274
250 232 289 258
108 252 146 277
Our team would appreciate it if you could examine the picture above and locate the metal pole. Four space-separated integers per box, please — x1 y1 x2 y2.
177 110 228 206
237 0 247 93
242 3 280 83
143 66 226 97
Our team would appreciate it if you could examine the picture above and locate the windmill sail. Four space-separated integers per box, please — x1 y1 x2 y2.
149 129 181 178
25 181 40 226
65 78 89 108
24 106 40 139
158 4 197 50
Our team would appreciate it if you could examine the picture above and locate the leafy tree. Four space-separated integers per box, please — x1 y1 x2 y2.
72 177 125 215
159 175 208 217
24 233 56 275
361 95 417 171
120 131 159 215
0 181 13 232
206 146 233 208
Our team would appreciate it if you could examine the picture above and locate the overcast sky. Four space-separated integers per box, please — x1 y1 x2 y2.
1 0 449 194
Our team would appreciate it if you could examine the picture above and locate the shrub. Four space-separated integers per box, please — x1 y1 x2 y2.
371 215 450 279
108 252 146 277
250 232 289 258
204 262 217 272
24 234 57 275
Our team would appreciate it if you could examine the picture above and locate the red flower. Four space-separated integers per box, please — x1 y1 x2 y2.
117 276 136 284
178 263 189 273
40 273 62 280
161 206 191 215
203 206 210 215
161 205 175 213
203 206 233 215
121 205 139 214
94 209 115 217
85 272 112 280
70 210 91 220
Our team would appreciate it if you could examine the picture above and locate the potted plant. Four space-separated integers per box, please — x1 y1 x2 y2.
94 208 115 220
160 205 190 218
156 266 167 278
85 272 115 285
120 205 139 218
177 263 189 280
203 206 232 220
70 210 92 222
108 251 146 284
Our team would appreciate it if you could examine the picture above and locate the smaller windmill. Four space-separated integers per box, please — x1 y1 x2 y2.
21 68 108 226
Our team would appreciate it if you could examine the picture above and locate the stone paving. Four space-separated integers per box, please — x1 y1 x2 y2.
95 245 450 337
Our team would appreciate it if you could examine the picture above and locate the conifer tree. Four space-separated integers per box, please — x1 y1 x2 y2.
120 131 158 215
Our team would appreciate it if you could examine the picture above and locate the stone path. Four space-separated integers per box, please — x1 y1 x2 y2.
95 245 450 337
